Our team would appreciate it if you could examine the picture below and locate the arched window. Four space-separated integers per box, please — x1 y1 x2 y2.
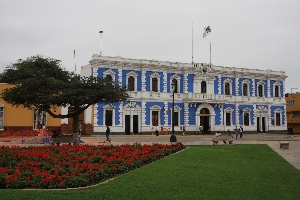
152 78 158 92
172 79 178 93
243 83 248 96
258 85 263 97
105 75 112 81
225 83 230 95
201 81 207 93
128 76 134 91
275 85 279 97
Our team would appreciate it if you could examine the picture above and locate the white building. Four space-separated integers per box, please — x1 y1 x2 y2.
81 54 287 134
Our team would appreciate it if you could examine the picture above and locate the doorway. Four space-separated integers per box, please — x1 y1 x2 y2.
200 108 210 134
125 115 139 135
200 116 210 134
125 115 130 135
262 117 266 133
133 115 138 134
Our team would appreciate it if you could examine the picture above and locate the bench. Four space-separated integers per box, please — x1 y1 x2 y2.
51 134 74 144
279 141 289 150
212 134 233 145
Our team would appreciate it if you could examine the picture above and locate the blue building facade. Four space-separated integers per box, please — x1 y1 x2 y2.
81 55 287 134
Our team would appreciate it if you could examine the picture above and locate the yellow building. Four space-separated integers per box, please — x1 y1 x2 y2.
0 84 93 134
286 92 300 134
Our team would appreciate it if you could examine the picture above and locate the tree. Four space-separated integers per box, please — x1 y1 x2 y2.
0 55 129 144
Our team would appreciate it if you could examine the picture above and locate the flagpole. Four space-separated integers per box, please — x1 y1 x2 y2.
210 38 211 65
192 21 194 64
74 50 76 72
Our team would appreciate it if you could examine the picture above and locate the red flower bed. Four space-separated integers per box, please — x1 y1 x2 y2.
0 143 185 189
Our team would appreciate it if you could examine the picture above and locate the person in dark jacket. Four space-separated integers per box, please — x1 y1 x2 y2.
106 125 111 142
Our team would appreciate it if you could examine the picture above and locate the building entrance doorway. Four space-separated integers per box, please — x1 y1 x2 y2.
257 117 266 133
200 108 210 134
200 116 210 134
125 115 139 135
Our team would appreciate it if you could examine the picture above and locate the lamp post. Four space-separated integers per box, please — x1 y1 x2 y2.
99 31 103 56
170 82 177 142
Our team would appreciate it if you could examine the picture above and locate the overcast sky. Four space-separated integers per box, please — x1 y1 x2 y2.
0 0 299 93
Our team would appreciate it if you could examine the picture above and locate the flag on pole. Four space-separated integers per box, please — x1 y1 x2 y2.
203 26 211 38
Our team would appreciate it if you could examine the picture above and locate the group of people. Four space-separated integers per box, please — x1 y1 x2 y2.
234 126 243 139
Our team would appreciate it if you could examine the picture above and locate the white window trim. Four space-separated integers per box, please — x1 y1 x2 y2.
257 80 265 97
149 72 161 92
149 105 162 126
242 79 250 96
223 78 232 95
273 81 281 98
103 69 116 82
169 105 182 126
241 107 252 126
170 74 181 93
126 71 138 91
224 107 234 126
103 104 115 126
274 108 283 126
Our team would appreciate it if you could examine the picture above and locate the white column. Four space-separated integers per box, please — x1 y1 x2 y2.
164 101 168 126
141 101 146 128
259 115 262 132
141 69 146 91
218 75 221 94
235 76 239 96
267 79 270 97
118 69 122 86
210 114 215 133
235 104 239 126
220 104 224 125
93 104 98 127
119 102 123 127
183 72 188 93
184 103 189 126
163 72 167 92
265 112 269 132
252 78 255 96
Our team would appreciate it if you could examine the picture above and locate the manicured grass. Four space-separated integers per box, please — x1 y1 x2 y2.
1 144 300 199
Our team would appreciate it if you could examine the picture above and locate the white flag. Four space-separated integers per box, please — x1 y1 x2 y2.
203 26 211 38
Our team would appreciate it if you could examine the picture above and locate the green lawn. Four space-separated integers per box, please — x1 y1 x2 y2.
1 144 299 200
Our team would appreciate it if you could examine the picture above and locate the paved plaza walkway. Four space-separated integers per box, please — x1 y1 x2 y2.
1 133 299 170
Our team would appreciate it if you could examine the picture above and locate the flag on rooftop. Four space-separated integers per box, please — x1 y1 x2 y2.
203 26 211 38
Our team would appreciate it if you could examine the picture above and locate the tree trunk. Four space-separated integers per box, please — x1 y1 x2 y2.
72 114 80 144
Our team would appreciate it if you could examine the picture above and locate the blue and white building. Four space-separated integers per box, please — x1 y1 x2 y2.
81 54 287 134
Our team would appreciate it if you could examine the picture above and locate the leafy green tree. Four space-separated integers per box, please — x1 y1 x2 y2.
0 55 129 144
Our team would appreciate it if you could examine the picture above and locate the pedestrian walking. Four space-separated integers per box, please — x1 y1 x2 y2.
234 125 239 139
182 126 186 136
239 126 243 138
199 125 203 134
106 125 111 142
155 125 159 136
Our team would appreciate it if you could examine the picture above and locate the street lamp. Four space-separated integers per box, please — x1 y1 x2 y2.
170 82 177 142
99 31 103 56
